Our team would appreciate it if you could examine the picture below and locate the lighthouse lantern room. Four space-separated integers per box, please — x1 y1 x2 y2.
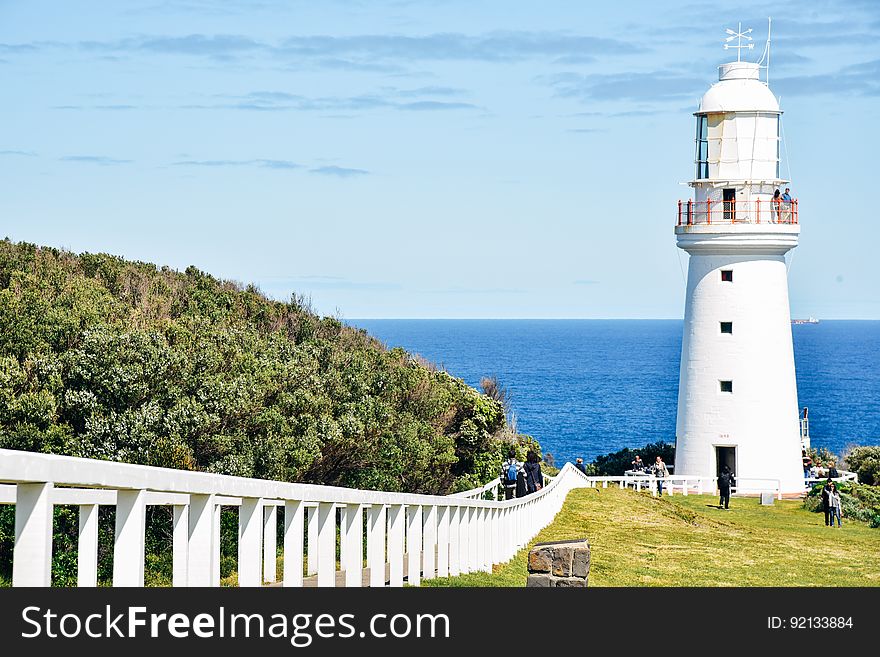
674 23 805 495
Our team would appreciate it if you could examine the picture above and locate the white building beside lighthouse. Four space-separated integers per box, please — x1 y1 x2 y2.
674 28 805 494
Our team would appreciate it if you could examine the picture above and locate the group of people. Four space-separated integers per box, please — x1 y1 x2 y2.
499 449 544 500
803 450 839 481
629 454 671 494
771 187 794 223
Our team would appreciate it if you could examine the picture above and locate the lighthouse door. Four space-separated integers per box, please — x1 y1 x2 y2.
723 188 736 222
715 446 736 478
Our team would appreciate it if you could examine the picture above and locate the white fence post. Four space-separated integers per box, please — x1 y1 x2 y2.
388 504 405 587
13 482 54 587
316 502 336 588
283 500 304 588
307 505 318 576
448 506 461 577
212 504 221 586
263 504 277 583
172 504 188 587
238 497 263 587
338 505 348 572
114 489 146 587
368 504 386 587
407 505 422 586
78 504 99 587
187 494 215 586
423 505 437 581
468 507 479 572
436 506 450 578
458 506 470 574
343 503 363 587
491 507 501 564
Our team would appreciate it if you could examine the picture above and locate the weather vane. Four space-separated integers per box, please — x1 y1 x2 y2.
723 22 754 62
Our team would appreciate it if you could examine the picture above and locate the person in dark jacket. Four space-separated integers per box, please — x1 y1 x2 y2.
821 479 833 526
718 465 734 509
574 457 588 475
516 466 528 498
524 450 543 495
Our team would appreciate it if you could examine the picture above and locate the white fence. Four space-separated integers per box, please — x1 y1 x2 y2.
805 471 858 487
0 448 588 588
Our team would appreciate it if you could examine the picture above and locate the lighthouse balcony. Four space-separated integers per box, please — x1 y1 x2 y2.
677 198 798 226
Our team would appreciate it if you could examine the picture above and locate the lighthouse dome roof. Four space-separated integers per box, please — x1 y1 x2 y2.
697 61 780 113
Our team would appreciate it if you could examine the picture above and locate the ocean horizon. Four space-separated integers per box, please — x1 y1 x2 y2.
348 319 880 465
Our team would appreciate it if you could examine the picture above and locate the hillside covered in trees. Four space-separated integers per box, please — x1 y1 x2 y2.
0 239 524 494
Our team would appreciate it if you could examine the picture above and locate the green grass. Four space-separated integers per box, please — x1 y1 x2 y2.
424 487 880 587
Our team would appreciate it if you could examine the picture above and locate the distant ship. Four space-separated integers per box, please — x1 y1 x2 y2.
792 317 819 325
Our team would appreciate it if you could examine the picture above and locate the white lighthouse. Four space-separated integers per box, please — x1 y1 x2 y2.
674 26 804 495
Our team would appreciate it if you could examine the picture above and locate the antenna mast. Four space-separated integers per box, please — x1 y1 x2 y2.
766 17 772 85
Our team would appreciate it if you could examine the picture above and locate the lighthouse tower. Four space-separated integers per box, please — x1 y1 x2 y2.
673 27 804 494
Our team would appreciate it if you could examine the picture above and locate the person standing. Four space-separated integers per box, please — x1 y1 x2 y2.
803 451 813 483
631 455 645 472
781 187 793 222
828 482 843 528
771 188 781 223
500 449 524 500
574 457 588 475
524 450 543 495
717 465 734 510
653 455 670 496
821 479 833 526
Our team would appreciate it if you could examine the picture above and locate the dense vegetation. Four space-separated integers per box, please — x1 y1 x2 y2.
844 446 880 485
0 239 523 492
0 239 535 585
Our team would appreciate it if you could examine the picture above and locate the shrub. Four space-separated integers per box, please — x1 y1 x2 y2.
843 446 880 485
591 441 675 476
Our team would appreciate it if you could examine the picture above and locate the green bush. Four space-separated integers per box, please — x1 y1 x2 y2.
590 441 675 476
843 446 880 485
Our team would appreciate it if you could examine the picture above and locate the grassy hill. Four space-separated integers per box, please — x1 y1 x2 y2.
425 487 880 587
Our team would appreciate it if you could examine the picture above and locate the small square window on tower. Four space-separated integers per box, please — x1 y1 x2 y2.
720 380 733 393
721 270 733 282
720 321 733 334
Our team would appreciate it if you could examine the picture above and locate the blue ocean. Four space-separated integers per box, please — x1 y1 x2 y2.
349 320 880 464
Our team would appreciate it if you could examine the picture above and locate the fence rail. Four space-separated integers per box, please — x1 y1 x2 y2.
677 198 798 226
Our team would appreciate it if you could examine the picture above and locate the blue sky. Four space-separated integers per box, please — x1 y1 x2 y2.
1 0 878 318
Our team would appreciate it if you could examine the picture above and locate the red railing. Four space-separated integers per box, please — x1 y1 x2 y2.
677 199 798 226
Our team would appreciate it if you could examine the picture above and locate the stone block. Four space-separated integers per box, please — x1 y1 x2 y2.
526 538 590 587
526 574 551 587
572 547 591 578
551 546 574 577
528 548 552 573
